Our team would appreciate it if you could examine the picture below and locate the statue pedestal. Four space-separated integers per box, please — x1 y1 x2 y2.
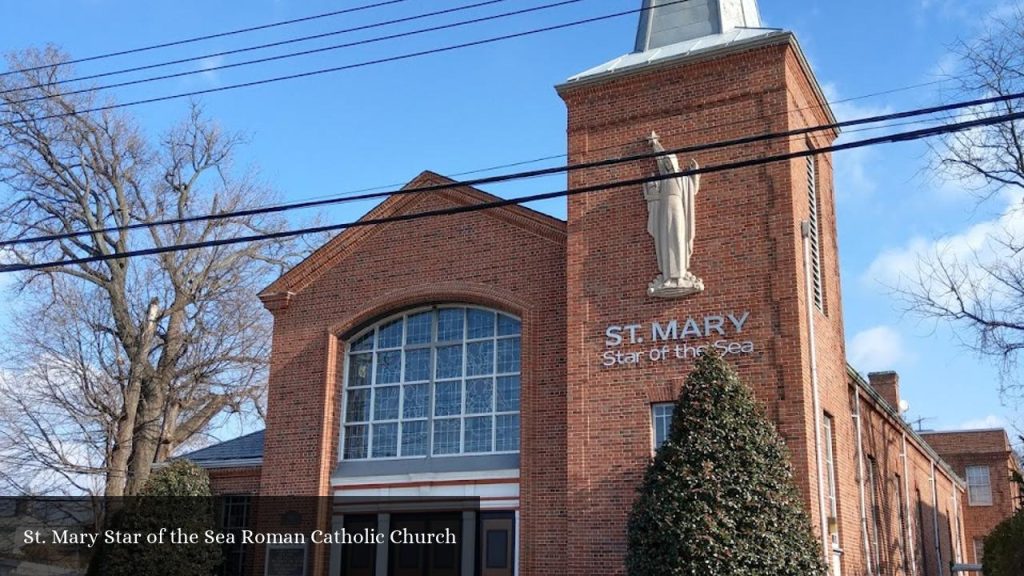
648 273 705 299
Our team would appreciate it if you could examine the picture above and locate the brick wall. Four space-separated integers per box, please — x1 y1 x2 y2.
257 173 568 575
558 36 856 576
921 430 1023 564
208 466 262 495
557 35 968 576
853 377 968 576
242 28 985 576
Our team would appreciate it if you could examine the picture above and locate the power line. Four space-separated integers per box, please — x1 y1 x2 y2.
0 0 953 218
1 0 532 98
5 88 1020 248
6 0 586 106
0 2 676 128
31 76 949 218
0 0 413 78
2 107 1021 274
188 77 956 213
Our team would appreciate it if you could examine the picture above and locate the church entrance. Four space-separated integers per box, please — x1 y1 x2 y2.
337 510 516 576
388 513 460 576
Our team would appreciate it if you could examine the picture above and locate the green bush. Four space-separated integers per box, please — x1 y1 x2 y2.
626 351 827 576
982 507 1024 576
88 460 222 576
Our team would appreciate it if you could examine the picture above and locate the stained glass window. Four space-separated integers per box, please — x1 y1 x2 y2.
342 306 521 459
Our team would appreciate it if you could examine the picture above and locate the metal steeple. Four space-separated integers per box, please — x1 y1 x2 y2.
634 0 763 52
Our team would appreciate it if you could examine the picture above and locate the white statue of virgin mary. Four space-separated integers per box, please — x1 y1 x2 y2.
642 131 704 298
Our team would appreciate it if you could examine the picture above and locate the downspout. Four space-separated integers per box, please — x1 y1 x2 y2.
951 487 962 565
801 221 831 564
902 433 918 576
853 392 874 576
931 461 943 576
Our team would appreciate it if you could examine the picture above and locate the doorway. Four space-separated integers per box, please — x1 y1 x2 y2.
388 513 461 576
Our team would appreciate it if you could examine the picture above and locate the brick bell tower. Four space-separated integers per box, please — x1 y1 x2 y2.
557 1 848 574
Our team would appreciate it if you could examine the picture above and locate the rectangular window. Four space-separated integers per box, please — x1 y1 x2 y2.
479 511 515 576
966 466 993 506
806 153 824 312
220 496 250 576
867 457 883 573
822 415 839 544
916 490 930 576
652 403 674 450
894 475 909 573
973 538 984 564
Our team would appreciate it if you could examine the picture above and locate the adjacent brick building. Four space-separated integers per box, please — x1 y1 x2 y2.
184 1 1019 575
921 429 1023 566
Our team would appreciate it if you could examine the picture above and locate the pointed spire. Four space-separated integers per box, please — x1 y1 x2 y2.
634 0 763 52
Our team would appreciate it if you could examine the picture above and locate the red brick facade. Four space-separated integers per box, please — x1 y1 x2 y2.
555 34 969 576
207 467 262 495
195 25 1014 576
921 430 1024 565
256 175 567 575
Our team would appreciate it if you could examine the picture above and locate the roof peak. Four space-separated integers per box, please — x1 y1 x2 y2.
635 0 762 52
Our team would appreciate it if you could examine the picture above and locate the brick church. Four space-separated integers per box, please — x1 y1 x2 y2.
185 1 1022 575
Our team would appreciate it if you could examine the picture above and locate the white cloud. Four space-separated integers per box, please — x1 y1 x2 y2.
848 325 909 373
928 51 961 81
864 194 1024 289
198 56 225 84
823 83 894 126
957 414 1008 430
821 83 895 201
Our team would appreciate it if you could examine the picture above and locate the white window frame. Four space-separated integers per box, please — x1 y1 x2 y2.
867 457 883 571
822 415 839 542
651 403 674 451
340 305 521 461
966 466 993 506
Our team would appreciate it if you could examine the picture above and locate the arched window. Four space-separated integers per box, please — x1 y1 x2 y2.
342 306 521 460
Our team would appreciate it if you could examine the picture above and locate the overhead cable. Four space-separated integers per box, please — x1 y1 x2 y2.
2 0 582 100
2 107 1020 274
0 0 413 78
0 0 688 126
4 88 1020 248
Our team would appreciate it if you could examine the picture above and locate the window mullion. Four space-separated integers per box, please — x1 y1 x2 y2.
371 326 381 458
428 310 438 456
460 310 468 455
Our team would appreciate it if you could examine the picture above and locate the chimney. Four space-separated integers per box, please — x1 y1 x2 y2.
867 371 901 413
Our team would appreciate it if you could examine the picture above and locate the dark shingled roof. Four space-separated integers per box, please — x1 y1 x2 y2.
180 429 264 463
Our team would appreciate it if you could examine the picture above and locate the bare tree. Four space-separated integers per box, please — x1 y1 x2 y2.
900 6 1024 402
0 47 304 495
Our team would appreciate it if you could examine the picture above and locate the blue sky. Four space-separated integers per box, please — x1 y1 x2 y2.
1 0 1021 439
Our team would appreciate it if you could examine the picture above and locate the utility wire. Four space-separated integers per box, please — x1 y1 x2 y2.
0 0 953 214
1 0 537 98
179 77 955 211
0 1 684 128
4 88 1020 248
0 0 413 78
2 108 1021 274
9 76 949 213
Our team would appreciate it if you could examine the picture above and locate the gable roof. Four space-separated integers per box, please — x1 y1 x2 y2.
179 430 264 465
259 170 566 307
